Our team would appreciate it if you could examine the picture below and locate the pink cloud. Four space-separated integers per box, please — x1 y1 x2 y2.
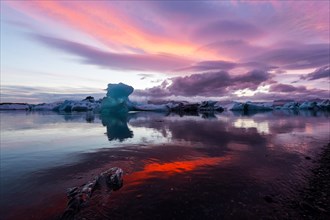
6 1 329 66
34 35 193 72
3 1 329 101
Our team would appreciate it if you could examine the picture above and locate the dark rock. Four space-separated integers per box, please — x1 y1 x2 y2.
61 167 123 219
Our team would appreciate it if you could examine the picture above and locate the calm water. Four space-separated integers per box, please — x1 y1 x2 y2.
0 110 329 219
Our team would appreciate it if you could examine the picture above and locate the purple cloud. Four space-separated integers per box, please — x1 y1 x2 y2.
33 35 193 72
168 71 230 96
136 70 271 98
269 84 308 93
252 43 330 70
133 87 171 98
198 40 265 60
229 70 271 91
177 60 237 72
193 20 264 42
177 59 277 74
145 1 226 23
301 65 330 81
133 80 171 98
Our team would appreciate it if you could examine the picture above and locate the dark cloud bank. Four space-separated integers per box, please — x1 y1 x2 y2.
301 65 330 81
134 69 329 101
134 70 272 98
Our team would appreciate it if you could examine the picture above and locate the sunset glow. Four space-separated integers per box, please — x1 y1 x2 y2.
1 1 329 103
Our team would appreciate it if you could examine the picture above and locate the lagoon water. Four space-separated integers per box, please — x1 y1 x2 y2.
0 110 329 219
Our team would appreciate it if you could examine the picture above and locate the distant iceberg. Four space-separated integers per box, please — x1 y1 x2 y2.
32 102 62 111
299 101 318 110
280 102 300 110
279 100 330 111
0 103 30 110
318 99 330 110
44 98 101 112
228 102 272 111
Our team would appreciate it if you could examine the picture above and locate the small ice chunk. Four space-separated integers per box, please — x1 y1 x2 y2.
0 103 30 110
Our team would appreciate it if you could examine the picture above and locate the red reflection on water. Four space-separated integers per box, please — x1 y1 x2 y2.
124 155 233 186
144 157 229 173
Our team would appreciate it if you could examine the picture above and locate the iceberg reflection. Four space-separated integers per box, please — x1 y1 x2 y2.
101 112 133 142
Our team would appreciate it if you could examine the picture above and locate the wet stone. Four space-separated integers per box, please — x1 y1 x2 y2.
61 167 123 219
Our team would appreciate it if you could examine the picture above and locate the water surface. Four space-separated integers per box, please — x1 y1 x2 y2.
0 110 329 219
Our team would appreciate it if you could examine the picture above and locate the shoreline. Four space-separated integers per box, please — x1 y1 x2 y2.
291 143 330 219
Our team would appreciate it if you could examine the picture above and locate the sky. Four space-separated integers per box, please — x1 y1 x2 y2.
1 0 329 103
